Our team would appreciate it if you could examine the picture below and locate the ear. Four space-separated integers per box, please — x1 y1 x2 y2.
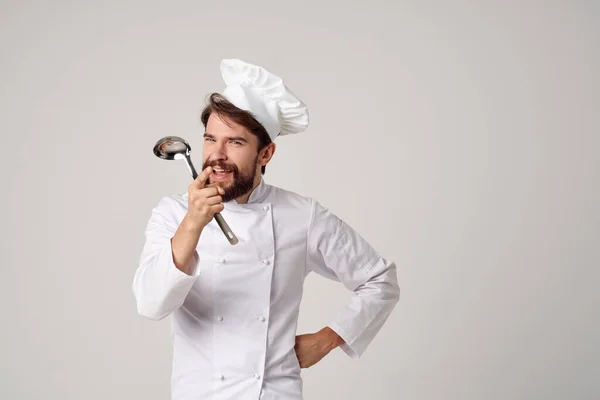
258 142 276 167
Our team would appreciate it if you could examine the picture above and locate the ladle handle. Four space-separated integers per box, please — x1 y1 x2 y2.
185 153 199 180
214 213 239 245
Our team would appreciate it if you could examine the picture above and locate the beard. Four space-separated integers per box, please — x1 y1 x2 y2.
203 156 258 202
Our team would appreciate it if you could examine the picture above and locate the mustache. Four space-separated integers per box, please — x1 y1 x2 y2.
203 160 239 174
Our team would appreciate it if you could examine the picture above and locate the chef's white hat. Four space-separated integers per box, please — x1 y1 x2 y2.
220 59 309 141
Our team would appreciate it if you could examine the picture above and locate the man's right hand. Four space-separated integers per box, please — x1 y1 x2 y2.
185 166 225 230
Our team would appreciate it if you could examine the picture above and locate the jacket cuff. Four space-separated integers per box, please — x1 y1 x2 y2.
328 323 359 360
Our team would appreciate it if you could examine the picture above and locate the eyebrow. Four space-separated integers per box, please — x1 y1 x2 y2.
204 132 249 143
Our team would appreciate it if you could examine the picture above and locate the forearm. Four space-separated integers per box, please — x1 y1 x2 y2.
329 259 400 359
133 213 203 320
171 215 204 275
133 242 201 320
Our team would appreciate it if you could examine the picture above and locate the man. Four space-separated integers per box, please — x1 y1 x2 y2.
133 59 400 400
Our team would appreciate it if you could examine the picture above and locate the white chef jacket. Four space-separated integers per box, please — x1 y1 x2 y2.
132 178 400 400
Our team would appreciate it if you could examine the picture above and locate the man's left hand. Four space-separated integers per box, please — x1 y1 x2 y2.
295 327 345 368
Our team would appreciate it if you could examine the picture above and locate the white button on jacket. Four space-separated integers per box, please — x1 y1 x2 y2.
133 178 400 400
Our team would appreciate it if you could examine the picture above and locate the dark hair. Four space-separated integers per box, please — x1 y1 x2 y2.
200 93 272 174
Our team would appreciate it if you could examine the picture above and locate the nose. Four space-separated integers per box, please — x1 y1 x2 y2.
211 142 228 161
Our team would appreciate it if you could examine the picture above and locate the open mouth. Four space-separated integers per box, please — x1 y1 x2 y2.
211 167 233 181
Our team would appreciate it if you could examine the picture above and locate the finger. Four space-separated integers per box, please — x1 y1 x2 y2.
189 186 217 202
200 186 222 198
204 195 222 206
193 166 213 189
206 182 225 195
210 203 225 214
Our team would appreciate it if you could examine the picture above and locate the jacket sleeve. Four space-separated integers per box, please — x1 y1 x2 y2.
132 196 201 320
306 199 400 359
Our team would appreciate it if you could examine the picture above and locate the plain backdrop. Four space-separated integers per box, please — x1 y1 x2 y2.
1 1 599 399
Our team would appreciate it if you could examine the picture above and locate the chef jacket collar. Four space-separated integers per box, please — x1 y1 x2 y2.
228 176 270 205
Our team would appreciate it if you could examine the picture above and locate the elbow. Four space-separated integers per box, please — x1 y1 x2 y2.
390 266 401 304
392 282 400 304
132 283 171 321
379 261 401 304
383 279 400 305
356 267 400 305
136 299 170 321
132 259 175 321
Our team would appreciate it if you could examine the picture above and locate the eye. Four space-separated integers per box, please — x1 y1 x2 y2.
204 137 215 142
230 140 243 145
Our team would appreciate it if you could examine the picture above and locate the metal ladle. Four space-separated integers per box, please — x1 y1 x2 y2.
153 136 239 245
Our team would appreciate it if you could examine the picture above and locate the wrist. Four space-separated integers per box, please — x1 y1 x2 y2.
320 327 345 352
181 214 205 234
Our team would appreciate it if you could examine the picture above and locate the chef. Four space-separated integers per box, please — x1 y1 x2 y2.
132 58 400 400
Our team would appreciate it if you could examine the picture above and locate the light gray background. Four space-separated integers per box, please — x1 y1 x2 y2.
1 1 598 399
